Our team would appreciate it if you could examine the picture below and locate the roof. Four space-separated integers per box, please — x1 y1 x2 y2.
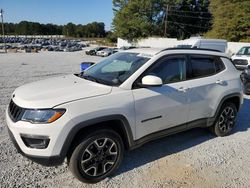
124 47 229 58
125 48 164 56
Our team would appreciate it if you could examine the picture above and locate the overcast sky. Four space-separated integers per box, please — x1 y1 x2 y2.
0 0 114 30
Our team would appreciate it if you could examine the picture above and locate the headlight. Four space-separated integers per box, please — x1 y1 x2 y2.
21 109 65 123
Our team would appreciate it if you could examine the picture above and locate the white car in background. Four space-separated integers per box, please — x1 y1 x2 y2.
96 48 117 57
231 46 250 70
177 37 228 53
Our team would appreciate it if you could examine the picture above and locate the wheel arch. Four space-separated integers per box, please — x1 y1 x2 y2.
217 93 241 112
60 115 134 159
208 93 242 127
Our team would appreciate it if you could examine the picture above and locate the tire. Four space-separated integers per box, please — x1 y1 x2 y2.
68 129 124 183
210 102 237 137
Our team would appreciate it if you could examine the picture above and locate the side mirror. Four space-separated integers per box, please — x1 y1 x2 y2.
141 75 163 87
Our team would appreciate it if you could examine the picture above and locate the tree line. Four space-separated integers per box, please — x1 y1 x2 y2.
3 21 106 38
112 0 250 42
2 0 249 42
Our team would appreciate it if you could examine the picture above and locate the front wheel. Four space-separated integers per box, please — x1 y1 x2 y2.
68 129 124 183
210 102 237 137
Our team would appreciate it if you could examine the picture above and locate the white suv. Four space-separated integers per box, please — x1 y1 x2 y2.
6 48 243 183
231 46 250 69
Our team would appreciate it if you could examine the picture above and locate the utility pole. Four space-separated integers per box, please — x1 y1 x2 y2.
0 9 7 53
164 5 169 37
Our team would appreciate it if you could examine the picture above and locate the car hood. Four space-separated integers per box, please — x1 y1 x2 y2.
232 55 250 61
12 74 112 109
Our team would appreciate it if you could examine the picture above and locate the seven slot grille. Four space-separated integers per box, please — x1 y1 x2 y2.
233 59 248 65
8 100 24 122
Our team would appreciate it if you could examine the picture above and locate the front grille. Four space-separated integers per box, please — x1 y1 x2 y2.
233 59 248 65
8 100 24 122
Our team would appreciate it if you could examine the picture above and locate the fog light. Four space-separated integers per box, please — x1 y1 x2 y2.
21 134 50 149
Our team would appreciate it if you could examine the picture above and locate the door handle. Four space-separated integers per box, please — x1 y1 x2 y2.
215 80 225 85
178 87 189 92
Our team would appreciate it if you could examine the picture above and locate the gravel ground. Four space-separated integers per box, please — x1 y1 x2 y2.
0 51 250 188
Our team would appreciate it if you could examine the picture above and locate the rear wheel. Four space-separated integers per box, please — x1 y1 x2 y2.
210 102 237 136
68 129 124 183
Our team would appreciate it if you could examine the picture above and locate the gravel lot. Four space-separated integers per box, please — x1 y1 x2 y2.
0 51 250 188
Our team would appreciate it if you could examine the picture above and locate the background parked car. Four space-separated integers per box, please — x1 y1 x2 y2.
0 36 87 52
241 65 250 94
96 48 117 57
85 47 106 55
232 46 250 70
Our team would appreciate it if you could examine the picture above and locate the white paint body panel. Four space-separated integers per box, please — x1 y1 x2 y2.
133 82 189 139
13 74 112 108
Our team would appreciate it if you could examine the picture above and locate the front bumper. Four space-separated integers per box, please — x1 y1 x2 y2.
7 127 64 166
236 65 248 70
5 105 75 166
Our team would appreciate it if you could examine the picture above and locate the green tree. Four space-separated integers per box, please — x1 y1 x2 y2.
63 22 77 37
15 21 30 35
112 0 212 41
2 21 105 38
206 0 250 42
112 0 165 41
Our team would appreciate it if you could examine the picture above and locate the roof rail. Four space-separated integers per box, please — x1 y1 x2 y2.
158 47 222 54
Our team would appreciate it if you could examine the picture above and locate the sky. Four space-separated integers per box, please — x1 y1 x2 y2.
0 0 114 30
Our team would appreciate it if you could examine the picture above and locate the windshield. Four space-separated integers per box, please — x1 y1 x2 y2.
237 47 250 55
80 52 150 86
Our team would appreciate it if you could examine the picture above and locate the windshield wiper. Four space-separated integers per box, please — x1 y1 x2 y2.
80 73 115 86
81 74 101 83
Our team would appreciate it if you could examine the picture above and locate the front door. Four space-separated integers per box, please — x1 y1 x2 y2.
132 55 189 139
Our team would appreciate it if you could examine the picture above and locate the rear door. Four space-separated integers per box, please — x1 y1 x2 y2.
186 54 227 123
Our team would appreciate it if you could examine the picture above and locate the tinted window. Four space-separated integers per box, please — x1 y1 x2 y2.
190 56 215 78
144 56 186 84
215 57 225 73
188 55 224 79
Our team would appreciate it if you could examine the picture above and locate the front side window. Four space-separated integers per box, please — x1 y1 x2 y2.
142 55 186 84
80 52 150 86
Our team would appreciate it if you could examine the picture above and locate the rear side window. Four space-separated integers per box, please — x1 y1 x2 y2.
215 57 225 73
188 55 225 79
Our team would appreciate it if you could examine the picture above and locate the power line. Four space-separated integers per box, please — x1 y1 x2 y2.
168 9 211 14
169 5 200 7
167 20 210 29
171 21 193 35
168 13 211 20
